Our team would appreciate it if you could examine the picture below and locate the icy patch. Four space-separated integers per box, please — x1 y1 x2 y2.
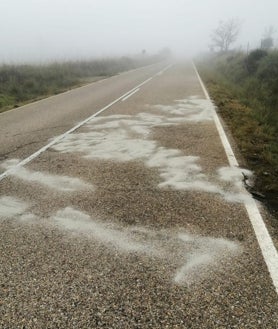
61 131 156 162
222 192 252 204
53 207 241 286
19 213 37 222
146 150 211 191
153 97 214 122
174 233 239 285
217 166 253 203
218 166 253 188
51 97 252 203
174 252 214 284
0 196 29 218
54 128 225 195
53 207 154 254
2 159 91 192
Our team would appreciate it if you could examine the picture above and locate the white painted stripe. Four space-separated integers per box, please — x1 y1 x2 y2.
0 64 173 182
122 88 140 102
245 199 278 292
211 111 239 167
193 62 278 295
155 63 172 76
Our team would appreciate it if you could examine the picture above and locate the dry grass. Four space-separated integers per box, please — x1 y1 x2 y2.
0 55 162 113
198 65 278 214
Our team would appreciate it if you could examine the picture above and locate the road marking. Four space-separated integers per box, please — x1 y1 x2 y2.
0 64 172 182
155 64 172 76
193 62 278 295
121 88 140 102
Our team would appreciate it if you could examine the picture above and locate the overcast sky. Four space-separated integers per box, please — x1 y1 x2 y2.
0 0 277 63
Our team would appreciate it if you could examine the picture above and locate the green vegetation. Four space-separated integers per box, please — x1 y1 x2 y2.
197 50 278 213
0 54 163 112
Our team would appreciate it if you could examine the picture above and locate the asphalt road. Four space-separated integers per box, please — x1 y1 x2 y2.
0 62 277 328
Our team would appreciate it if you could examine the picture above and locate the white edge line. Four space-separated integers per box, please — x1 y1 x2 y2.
192 61 278 295
122 88 140 102
0 64 173 181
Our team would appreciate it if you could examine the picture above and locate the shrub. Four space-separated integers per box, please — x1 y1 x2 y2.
246 49 268 74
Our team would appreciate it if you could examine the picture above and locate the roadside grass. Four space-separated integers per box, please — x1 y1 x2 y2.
197 51 278 214
0 55 162 113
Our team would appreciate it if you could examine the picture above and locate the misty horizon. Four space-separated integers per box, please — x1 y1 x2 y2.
0 0 277 64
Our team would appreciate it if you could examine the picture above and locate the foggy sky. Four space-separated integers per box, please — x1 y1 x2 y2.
0 0 277 63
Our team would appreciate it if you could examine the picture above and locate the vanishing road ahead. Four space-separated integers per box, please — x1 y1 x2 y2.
0 62 278 328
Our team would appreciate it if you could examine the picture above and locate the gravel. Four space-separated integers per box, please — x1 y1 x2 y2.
1 63 277 328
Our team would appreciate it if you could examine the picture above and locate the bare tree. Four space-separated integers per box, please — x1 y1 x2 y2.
261 26 276 49
211 19 241 52
263 26 276 39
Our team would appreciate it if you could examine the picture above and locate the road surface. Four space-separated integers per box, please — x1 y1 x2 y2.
0 62 277 328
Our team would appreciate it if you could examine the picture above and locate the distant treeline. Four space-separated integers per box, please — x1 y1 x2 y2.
197 50 278 209
0 53 165 111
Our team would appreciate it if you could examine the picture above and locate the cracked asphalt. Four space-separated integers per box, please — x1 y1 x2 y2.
0 62 277 328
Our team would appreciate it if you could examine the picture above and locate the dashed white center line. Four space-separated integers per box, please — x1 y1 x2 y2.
122 88 140 102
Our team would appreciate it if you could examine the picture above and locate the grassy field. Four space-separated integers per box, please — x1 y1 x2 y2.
0 54 162 113
197 50 278 215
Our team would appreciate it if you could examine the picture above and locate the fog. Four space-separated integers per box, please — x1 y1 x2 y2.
0 0 277 63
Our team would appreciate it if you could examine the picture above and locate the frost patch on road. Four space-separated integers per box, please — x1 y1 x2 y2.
218 166 253 188
216 166 253 203
153 98 214 121
52 207 241 286
174 233 239 285
54 130 157 162
2 159 92 192
53 207 156 254
146 149 220 192
0 196 29 218
52 96 252 203
19 213 37 222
